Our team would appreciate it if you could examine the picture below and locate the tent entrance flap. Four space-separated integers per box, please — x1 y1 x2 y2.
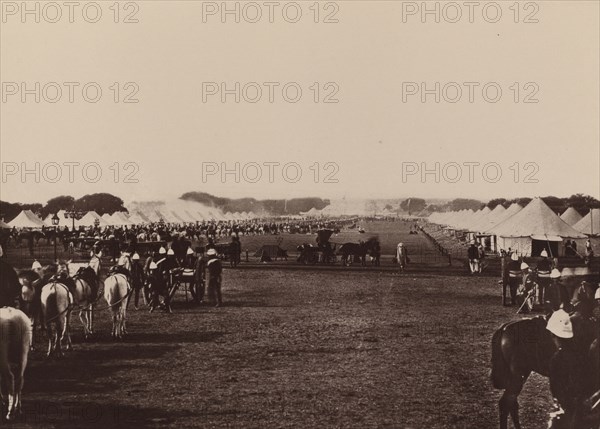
531 239 559 257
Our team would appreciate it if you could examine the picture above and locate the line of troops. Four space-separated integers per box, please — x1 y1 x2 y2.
98 242 225 313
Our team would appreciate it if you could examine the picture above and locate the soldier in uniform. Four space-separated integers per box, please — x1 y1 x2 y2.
206 248 223 307
194 247 207 304
506 252 522 305
128 252 146 310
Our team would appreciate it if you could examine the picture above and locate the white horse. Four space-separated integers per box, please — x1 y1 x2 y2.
104 274 130 339
0 307 31 420
0 307 32 421
40 281 73 357
66 255 102 340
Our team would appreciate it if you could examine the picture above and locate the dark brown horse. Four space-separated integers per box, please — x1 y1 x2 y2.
491 282 598 429
547 339 599 429
337 237 379 267
0 259 21 307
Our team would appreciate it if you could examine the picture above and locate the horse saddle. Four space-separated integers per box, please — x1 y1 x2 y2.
48 274 76 296
109 265 130 278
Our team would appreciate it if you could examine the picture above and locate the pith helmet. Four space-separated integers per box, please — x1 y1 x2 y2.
546 309 573 339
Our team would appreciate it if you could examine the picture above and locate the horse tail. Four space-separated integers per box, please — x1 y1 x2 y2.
491 324 510 389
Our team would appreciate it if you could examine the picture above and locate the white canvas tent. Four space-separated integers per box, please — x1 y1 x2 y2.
486 198 587 256
573 208 600 236
127 212 148 225
8 210 46 228
560 207 583 226
470 205 506 232
77 211 110 227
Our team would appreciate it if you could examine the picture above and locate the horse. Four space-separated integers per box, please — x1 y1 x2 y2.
104 273 130 339
548 337 599 429
297 244 319 264
40 278 73 358
491 282 598 429
337 237 379 267
0 259 21 308
17 270 44 350
66 260 100 340
0 307 32 421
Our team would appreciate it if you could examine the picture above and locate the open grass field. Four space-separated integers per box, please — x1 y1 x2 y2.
3 221 557 429
8 274 553 428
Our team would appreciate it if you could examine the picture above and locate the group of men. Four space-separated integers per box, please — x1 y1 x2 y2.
109 242 224 313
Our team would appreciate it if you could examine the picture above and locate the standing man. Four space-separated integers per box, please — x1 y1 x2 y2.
396 242 408 273
206 248 223 307
467 242 479 275
193 247 206 304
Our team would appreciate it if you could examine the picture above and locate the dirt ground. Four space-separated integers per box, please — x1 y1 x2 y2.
2 221 557 428
6 268 553 429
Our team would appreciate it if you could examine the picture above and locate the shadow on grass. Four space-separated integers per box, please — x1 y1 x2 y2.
10 399 200 429
25 344 179 395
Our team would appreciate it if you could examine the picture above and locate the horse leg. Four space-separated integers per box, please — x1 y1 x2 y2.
111 311 118 339
46 322 54 358
88 305 94 336
79 309 88 339
56 317 65 358
29 318 35 351
0 365 14 420
121 303 127 336
64 312 73 352
499 375 527 429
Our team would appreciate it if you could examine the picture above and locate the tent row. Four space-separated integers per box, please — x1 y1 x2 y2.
428 198 598 256
3 208 259 229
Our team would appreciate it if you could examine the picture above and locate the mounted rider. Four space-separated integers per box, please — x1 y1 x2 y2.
546 285 599 427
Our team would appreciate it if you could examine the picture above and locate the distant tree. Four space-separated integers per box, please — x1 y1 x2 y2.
0 201 42 222
400 198 427 215
541 196 566 214
43 195 75 217
513 197 532 207
565 194 600 215
75 193 127 215
446 198 483 211
487 198 508 209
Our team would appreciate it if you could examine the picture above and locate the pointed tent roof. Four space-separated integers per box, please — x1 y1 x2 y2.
170 211 187 223
560 207 583 226
77 211 110 227
127 212 147 225
573 208 600 236
492 203 523 227
486 197 587 239
8 210 45 228
101 213 116 225
44 209 71 227
0 219 11 228
114 212 133 225
470 205 506 232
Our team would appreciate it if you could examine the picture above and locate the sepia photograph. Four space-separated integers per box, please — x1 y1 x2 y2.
0 1 599 428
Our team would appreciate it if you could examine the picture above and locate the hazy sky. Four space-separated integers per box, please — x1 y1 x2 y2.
1 1 599 205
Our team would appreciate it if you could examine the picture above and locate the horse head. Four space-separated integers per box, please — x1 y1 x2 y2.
16 269 42 315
